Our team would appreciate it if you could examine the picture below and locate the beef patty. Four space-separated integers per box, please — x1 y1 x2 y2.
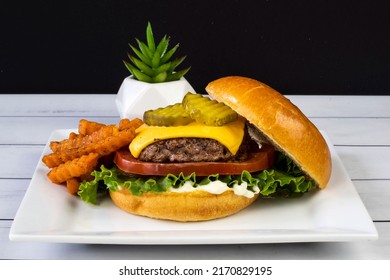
138 138 248 163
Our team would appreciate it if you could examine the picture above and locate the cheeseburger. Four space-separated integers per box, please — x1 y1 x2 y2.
79 76 332 222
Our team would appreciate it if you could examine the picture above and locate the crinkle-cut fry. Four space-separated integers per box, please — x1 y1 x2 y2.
78 119 106 135
47 153 99 184
43 126 137 168
50 132 79 152
49 141 60 152
42 118 142 169
42 125 118 168
54 125 117 154
119 118 143 131
62 127 137 160
47 119 140 155
54 125 118 162
42 152 64 168
66 177 81 195
89 128 137 156
68 132 79 140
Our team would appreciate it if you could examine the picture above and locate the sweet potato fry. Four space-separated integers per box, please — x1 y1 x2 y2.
52 126 140 166
78 119 106 135
68 132 79 140
43 118 144 188
119 118 143 131
42 152 64 168
49 141 59 152
66 177 81 195
47 153 99 184
89 128 137 156
42 125 118 167
49 132 79 152
56 125 116 154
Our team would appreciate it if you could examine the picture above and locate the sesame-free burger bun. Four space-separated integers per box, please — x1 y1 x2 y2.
206 76 332 189
109 189 258 222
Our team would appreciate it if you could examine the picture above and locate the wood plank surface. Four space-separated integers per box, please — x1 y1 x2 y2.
0 94 389 259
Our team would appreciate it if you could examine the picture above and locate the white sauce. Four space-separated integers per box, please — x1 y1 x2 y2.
168 180 259 198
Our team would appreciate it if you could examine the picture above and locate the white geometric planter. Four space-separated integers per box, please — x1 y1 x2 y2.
115 76 195 119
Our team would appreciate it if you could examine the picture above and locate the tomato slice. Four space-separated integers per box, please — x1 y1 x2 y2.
114 145 275 176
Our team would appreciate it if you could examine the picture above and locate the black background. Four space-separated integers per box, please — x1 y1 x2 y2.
1 0 389 95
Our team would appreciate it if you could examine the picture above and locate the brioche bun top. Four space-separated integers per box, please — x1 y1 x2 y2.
206 76 332 189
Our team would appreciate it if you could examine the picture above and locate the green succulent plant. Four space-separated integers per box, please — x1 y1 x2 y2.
123 22 191 83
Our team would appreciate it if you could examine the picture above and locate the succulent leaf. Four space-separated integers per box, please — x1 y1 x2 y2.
132 68 153 83
160 43 178 64
151 50 161 69
166 67 191 82
156 35 169 58
129 44 152 66
169 56 186 72
124 22 190 83
129 55 155 77
123 60 135 75
136 38 153 59
155 61 172 73
146 22 156 52
153 71 168 83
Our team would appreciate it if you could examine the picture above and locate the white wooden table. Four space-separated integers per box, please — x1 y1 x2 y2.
1 94 389 259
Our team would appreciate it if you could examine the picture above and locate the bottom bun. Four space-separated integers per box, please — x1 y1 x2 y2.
109 189 258 222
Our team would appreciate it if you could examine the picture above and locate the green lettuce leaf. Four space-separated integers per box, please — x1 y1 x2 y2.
78 152 316 205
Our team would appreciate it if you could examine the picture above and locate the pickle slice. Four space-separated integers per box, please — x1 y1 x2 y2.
182 92 237 126
143 103 193 126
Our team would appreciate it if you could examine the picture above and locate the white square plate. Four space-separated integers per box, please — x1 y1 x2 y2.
10 130 378 244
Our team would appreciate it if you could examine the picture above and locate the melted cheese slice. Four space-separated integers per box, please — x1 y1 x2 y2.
130 117 245 158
